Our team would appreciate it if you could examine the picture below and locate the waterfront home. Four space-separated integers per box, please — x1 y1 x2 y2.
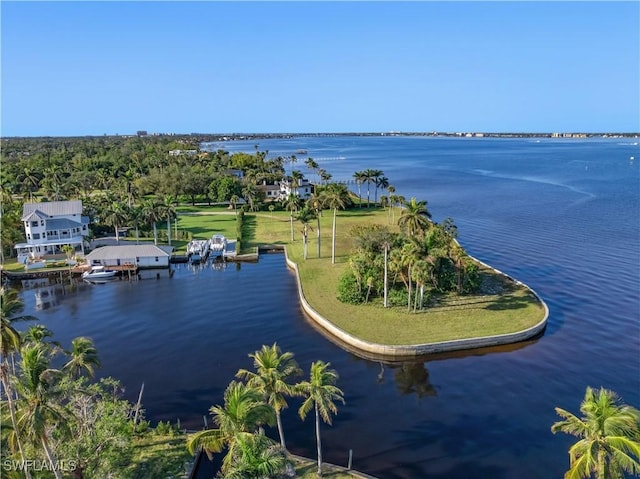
85 244 172 269
279 176 313 200
15 200 89 262
257 177 314 202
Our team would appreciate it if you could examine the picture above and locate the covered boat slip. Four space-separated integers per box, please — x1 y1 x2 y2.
84 244 172 269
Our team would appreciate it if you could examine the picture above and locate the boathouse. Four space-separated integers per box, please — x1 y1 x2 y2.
85 244 172 269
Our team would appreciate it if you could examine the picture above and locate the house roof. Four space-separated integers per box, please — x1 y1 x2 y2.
46 218 84 231
22 210 49 222
22 200 83 218
85 244 172 261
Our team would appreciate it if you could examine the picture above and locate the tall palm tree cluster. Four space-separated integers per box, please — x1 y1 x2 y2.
187 343 345 478
1 287 140 479
339 197 480 311
352 169 388 208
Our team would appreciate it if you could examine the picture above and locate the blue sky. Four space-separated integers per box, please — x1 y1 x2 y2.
2 1 639 136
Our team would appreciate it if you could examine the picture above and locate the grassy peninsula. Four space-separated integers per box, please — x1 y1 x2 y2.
178 206 546 346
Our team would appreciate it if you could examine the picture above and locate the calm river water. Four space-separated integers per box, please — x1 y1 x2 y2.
14 136 640 479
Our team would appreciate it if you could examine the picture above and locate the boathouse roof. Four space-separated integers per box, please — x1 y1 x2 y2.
85 244 172 261
22 200 83 218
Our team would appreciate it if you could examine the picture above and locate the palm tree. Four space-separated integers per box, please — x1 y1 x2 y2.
551 386 640 479
15 343 68 479
322 183 349 264
236 343 302 450
230 194 240 217
382 239 391 307
297 207 316 260
62 336 101 380
0 287 35 479
353 171 365 207
305 157 319 183
362 169 382 208
398 197 431 237
283 194 302 242
290 170 304 198
308 193 324 258
373 171 387 204
141 198 163 245
187 381 276 474
160 195 177 245
224 432 291 479
102 202 130 244
298 361 345 477
18 167 41 201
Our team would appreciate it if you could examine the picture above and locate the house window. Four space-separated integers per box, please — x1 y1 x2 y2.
40 220 44 226
155 257 159 262
27 234 31 240
31 221 38 227
33 233 40 240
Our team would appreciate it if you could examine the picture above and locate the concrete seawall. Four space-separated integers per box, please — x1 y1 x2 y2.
283 248 549 359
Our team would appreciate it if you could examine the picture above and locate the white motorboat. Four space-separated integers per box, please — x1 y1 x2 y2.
82 265 117 279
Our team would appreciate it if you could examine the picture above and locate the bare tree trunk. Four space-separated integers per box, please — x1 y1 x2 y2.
331 209 337 264
41 435 64 479
276 410 286 450
315 404 323 477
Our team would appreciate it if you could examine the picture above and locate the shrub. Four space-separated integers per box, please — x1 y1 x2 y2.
337 270 365 304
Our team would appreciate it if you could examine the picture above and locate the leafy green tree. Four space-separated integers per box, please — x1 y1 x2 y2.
54 377 135 479
551 386 640 479
187 381 276 474
297 361 345 477
236 343 302 450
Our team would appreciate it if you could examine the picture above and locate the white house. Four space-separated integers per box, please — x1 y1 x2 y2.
85 244 172 269
15 200 89 262
279 177 312 200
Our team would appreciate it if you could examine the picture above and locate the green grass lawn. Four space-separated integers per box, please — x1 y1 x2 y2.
244 206 546 345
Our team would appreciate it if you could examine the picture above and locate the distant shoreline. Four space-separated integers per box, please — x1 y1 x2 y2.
3 131 638 141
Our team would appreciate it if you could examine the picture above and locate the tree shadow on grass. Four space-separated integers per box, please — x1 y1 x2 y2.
484 294 532 311
243 214 256 244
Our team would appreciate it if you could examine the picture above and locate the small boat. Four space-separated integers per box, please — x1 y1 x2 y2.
82 265 117 279
295 149 307 155
210 234 227 256
187 239 211 263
